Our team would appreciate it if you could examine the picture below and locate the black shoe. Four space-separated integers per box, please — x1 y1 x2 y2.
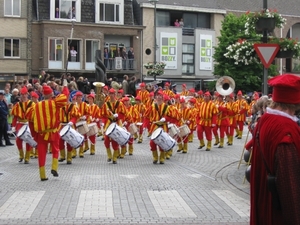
228 143 233 146
218 145 224 148
51 170 59 177
72 155 76 158
182 151 187 154
198 145 205 149
19 158 23 163
112 161 117 164
90 153 95 155
84 148 89 153
0 144 5 147
153 160 158 164
5 142 14 146
235 134 238 137
58 158 65 162
67 161 72 164
79 156 84 158
24 161 29 164
177 149 183 152
237 137 242 139
41 178 48 181
129 153 133 156
159 161 164 164
213 142 219 146
107 159 112 162
205 148 211 151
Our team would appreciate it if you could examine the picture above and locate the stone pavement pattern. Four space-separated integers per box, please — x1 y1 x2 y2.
0 130 251 225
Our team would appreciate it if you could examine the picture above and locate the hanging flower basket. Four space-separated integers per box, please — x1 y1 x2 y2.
276 50 295 58
255 18 276 32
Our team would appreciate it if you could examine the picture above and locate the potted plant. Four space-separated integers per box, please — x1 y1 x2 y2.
245 9 286 34
269 37 300 58
144 62 166 76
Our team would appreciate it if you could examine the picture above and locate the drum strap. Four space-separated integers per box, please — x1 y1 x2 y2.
19 101 33 115
107 101 120 114
155 103 168 119
63 103 74 122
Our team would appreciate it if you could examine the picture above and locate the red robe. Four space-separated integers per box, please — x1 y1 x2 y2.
251 112 300 225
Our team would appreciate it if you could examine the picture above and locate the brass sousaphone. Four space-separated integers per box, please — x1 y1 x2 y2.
93 81 106 107
215 76 235 96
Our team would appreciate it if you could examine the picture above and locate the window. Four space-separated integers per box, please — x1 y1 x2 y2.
49 39 63 61
4 39 20 57
50 0 81 22
4 0 20 17
86 40 99 62
182 44 194 75
68 40 81 62
96 0 123 24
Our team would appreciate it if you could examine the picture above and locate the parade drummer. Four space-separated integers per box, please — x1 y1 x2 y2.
101 88 127 164
133 95 146 143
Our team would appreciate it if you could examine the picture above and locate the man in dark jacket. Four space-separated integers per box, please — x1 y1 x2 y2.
0 92 14 147
128 76 137 97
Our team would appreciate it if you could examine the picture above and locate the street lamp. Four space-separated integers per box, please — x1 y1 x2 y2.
148 0 158 80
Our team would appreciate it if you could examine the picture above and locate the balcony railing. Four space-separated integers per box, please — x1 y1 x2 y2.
104 58 136 71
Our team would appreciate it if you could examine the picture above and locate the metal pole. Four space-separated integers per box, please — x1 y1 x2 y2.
262 0 268 95
154 2 157 81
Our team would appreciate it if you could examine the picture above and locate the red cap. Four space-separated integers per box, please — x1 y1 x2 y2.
189 98 196 104
188 88 195 93
139 82 146 87
228 93 234 99
103 86 108 90
149 92 154 97
198 90 203 95
61 86 69 96
182 84 186 88
75 91 83 97
118 89 124 93
31 92 39 99
109 88 116 94
87 94 95 99
268 74 300 104
174 94 180 99
43 86 53 95
122 96 130 102
135 96 141 101
180 98 185 103
20 87 28 95
164 82 170 86
163 94 170 101
157 91 164 96
204 91 211 96
237 90 243 96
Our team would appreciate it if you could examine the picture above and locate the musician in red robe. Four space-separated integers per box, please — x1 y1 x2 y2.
250 74 300 225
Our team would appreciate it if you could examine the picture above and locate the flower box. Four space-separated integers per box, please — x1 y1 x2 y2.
255 18 276 32
276 50 294 58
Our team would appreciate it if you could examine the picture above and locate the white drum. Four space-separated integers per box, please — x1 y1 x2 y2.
17 125 37 147
178 124 191 138
151 128 176 151
105 123 130 146
128 123 138 135
87 123 99 136
168 123 179 138
60 125 84 149
76 121 89 135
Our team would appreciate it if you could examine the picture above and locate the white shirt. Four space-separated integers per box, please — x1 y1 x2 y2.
70 49 77 57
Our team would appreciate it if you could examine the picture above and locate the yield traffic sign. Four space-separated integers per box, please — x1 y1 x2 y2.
254 43 280 68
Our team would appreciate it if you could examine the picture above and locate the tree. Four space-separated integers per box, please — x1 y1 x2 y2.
213 13 278 93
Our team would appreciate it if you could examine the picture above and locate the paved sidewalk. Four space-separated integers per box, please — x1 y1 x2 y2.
0 130 251 225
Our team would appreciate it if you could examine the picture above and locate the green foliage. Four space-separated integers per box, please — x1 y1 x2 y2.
213 13 279 93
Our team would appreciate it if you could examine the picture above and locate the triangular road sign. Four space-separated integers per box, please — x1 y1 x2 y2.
254 44 280 68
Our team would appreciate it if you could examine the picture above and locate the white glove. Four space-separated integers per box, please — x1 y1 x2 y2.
123 121 128 126
67 122 73 126
186 120 190 124
11 127 16 132
113 113 118 118
95 118 100 122
212 124 216 127
160 117 166 122
80 116 86 120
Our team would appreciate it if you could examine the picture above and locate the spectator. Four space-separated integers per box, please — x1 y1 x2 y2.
4 88 11 104
122 47 127 70
70 46 77 62
11 88 20 105
127 47 134 70
111 77 122 91
122 75 129 95
0 92 14 147
77 77 88 93
104 48 109 68
128 76 137 97
179 18 184 27
55 7 60 18
174 19 180 27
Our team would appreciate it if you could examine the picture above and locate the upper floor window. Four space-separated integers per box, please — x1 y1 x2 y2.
4 0 21 17
4 39 20 58
50 0 81 22
96 0 123 24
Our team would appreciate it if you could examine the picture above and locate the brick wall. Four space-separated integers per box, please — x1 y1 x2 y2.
0 60 27 73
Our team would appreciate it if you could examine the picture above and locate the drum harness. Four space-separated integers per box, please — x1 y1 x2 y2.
155 103 168 127
18 101 33 124
107 101 120 123
62 103 74 124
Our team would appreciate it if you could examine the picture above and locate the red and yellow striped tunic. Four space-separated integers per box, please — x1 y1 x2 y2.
139 90 150 105
163 89 175 98
58 103 81 124
11 100 34 124
77 101 90 122
133 103 146 121
235 99 249 121
89 103 101 120
227 101 238 126
179 106 195 130
33 94 67 140
248 100 256 116
180 90 189 96
144 102 171 134
216 101 230 126
197 101 218 127
101 100 127 129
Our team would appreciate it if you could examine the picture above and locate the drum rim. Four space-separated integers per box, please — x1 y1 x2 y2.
60 125 71 137
151 127 163 140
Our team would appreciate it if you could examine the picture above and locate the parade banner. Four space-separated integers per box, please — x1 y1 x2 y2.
200 34 212 70
160 32 177 69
